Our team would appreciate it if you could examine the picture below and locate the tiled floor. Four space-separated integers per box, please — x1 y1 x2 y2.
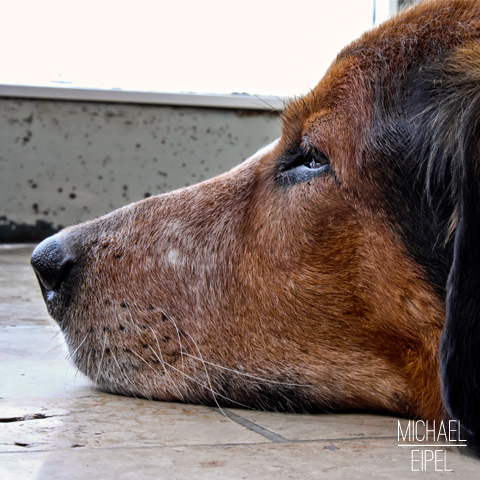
1 244 479 479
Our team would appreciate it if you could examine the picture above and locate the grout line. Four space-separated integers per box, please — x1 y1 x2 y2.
0 436 410 455
209 407 290 443
0 441 277 455
206 409 399 445
296 435 399 443
210 407 405 445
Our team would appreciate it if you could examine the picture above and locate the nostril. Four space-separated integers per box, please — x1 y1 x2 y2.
31 235 75 291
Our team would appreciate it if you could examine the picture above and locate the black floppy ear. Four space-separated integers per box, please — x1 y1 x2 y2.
422 45 480 457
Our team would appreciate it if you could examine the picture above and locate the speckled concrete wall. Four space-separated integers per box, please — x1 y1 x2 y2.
0 98 281 241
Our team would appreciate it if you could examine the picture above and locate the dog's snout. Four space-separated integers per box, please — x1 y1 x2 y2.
31 235 75 291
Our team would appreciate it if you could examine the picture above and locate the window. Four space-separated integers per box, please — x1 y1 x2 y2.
1 1 375 100
375 0 424 25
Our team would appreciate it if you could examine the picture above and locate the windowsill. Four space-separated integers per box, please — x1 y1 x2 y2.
0 84 286 111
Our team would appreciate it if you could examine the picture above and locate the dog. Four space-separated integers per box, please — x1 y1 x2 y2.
31 0 480 458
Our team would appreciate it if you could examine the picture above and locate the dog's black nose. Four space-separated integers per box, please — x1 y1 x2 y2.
31 235 75 290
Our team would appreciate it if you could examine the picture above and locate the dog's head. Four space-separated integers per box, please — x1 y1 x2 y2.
31 0 480 457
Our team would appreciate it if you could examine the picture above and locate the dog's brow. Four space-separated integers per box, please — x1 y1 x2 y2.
281 101 307 135
280 100 334 150
309 113 337 128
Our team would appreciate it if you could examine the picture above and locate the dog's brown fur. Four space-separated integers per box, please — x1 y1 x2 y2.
31 0 480 457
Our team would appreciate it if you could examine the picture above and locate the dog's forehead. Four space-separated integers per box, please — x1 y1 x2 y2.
282 0 480 146
281 58 352 143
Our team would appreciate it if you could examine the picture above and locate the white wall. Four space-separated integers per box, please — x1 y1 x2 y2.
0 98 281 241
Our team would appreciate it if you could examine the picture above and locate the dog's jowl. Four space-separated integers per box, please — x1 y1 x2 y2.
31 0 480 459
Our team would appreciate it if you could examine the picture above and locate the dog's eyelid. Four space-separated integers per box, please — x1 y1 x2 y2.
279 143 330 171
275 142 332 186
300 144 330 171
307 149 330 169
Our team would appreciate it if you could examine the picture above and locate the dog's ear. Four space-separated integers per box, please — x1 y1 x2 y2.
418 45 480 457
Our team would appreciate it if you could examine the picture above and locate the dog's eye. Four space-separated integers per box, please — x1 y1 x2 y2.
305 153 329 170
276 144 331 185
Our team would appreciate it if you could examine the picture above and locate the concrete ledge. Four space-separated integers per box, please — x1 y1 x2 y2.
0 84 286 111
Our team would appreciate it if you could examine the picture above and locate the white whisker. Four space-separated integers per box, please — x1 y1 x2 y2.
159 358 248 410
94 331 107 388
143 325 185 399
111 349 139 398
66 332 89 362
40 338 67 355
181 352 311 387
165 315 186 386
124 302 140 333
180 326 229 418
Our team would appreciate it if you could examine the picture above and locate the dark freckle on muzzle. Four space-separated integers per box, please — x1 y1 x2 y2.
31 235 76 292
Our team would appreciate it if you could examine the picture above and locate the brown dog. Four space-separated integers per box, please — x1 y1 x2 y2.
31 0 480 458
